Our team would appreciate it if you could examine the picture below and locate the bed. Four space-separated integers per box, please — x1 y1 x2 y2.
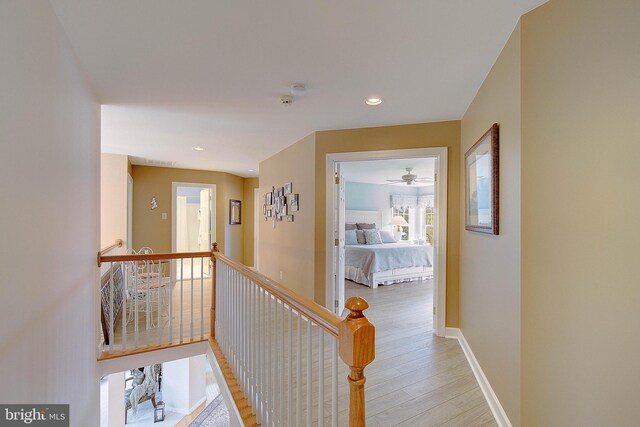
344 210 433 288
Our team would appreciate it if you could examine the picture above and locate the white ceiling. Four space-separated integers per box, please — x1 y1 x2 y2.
50 0 546 177
341 158 435 186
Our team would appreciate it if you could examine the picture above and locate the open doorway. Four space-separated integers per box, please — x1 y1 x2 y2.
326 148 448 336
171 183 216 279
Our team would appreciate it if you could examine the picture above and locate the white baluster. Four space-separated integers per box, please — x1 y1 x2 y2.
273 296 277 425
122 262 127 351
180 258 184 342
297 314 302 427
307 320 312 427
332 339 338 427
260 287 266 424
288 307 293 426
242 275 247 393
158 261 162 344
190 257 194 341
280 300 285 425
169 261 173 344
146 260 150 345
200 257 204 339
134 261 139 348
250 281 255 410
109 262 114 353
267 292 272 425
319 329 324 425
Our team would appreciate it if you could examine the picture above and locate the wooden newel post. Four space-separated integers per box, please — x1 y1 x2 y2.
339 297 375 427
211 243 219 338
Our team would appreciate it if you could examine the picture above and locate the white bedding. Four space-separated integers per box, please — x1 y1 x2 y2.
345 243 433 279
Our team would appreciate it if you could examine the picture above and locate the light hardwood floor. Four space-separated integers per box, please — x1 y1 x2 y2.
345 279 497 427
110 277 212 349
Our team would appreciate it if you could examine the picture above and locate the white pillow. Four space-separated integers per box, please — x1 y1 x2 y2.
345 230 358 245
380 230 398 243
364 229 382 245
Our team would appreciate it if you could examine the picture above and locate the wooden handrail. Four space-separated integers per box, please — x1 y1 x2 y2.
99 250 212 265
214 252 341 336
97 239 123 267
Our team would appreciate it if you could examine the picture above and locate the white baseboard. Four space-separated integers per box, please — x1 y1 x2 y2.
444 328 512 427
165 396 206 415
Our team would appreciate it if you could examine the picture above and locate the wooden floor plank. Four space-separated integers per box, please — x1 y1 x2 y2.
345 279 496 427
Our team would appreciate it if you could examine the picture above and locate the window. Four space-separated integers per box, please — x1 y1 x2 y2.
392 206 411 240
424 207 435 245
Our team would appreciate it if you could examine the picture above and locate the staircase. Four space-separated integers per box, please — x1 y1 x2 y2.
97 242 376 426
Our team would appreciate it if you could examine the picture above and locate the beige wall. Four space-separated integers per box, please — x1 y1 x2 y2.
132 166 245 262
520 1 640 425
243 178 259 266
314 122 461 325
0 1 101 423
101 153 129 249
259 134 316 299
460 23 521 425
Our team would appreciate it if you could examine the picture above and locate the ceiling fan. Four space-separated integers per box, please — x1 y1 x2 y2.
386 168 434 185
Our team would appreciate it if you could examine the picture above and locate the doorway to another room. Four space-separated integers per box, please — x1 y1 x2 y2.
326 148 448 337
172 183 216 279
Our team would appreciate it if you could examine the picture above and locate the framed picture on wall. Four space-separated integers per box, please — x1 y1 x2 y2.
289 194 299 212
229 199 241 225
284 182 292 194
465 123 499 234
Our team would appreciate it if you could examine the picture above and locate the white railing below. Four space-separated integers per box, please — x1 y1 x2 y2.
98 249 214 355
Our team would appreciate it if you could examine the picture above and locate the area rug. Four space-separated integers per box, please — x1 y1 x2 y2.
187 394 230 427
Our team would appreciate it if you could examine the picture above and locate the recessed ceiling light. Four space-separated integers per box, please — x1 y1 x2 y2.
193 146 205 151
248 169 255 172
365 97 382 106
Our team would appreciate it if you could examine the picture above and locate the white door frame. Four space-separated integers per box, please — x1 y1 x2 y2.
127 174 133 251
171 182 217 253
325 147 448 336
254 188 260 270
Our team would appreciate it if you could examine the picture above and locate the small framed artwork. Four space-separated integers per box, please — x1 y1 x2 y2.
263 204 267 215
465 123 499 234
265 192 272 205
289 194 299 212
278 187 284 197
229 199 242 225
267 208 272 217
287 215 294 222
284 182 292 194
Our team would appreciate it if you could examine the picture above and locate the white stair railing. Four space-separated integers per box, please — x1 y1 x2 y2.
98 247 214 355
214 250 375 427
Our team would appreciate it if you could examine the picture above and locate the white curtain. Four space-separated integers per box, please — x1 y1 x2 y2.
390 194 417 209
418 195 434 208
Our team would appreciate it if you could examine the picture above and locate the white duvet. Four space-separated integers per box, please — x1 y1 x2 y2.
345 243 433 278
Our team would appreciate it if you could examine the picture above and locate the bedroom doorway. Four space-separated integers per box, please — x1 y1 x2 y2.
326 148 448 337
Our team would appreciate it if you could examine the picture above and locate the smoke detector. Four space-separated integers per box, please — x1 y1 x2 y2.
280 95 294 105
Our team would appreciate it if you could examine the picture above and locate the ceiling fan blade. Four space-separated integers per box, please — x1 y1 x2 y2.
386 179 404 182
